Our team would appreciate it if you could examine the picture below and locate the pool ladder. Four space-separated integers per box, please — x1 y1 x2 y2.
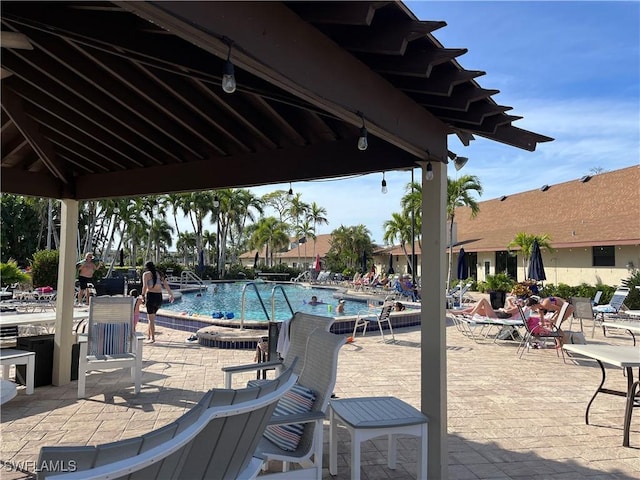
239 282 295 330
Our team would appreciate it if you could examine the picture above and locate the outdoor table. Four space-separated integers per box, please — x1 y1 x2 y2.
0 310 89 333
329 396 428 480
563 344 640 447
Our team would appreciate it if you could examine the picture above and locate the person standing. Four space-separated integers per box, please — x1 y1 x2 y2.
141 261 174 343
77 253 101 305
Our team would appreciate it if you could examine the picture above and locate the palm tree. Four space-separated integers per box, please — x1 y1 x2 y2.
383 212 413 273
307 202 328 257
295 220 316 268
400 180 422 250
286 193 309 267
181 191 215 271
507 232 554 275
447 175 483 293
149 219 174 263
176 231 197 266
249 217 290 267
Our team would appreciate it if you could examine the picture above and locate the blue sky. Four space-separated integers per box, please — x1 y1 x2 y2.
229 2 640 244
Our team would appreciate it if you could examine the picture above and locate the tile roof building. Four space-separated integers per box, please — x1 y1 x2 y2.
240 166 639 286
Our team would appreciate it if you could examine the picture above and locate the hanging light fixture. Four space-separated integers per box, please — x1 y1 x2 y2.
426 162 434 181
357 112 368 151
221 38 236 94
213 195 220 208
287 183 294 201
454 156 468 171
381 172 388 194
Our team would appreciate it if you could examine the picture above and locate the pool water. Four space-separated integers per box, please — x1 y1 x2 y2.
162 282 371 321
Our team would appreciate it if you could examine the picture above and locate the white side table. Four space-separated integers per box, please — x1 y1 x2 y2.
329 396 428 480
0 349 35 395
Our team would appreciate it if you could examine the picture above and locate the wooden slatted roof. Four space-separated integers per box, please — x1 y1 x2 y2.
1 1 552 200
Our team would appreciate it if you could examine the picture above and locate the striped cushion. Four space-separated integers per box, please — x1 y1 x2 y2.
89 323 130 356
263 383 316 452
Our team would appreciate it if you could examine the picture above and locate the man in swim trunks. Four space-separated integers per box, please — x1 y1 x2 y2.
77 253 101 305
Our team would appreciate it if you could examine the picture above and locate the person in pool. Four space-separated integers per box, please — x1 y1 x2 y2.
336 299 345 313
308 295 323 305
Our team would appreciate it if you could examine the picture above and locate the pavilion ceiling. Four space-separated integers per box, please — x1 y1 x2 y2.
0 1 552 200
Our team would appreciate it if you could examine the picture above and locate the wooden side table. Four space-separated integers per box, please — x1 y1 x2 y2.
329 396 428 480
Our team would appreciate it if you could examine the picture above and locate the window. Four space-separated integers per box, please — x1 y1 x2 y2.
592 246 615 267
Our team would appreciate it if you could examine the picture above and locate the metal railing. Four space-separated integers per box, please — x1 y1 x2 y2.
240 282 271 330
270 284 295 321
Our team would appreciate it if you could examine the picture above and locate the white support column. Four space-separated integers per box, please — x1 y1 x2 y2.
52 199 78 385
420 160 448 478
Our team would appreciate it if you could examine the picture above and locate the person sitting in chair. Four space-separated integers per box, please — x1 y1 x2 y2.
457 297 520 319
538 295 574 326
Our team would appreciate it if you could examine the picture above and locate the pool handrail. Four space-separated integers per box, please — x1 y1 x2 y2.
270 285 295 320
240 282 271 329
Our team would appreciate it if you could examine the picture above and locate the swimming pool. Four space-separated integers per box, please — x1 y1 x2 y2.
162 281 370 321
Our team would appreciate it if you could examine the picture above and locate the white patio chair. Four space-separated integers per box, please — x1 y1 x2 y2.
77 296 143 398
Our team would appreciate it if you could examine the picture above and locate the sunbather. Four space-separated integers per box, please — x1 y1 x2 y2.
457 297 520 319
538 295 574 326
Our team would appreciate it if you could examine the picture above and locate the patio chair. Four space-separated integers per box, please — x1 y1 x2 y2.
223 312 334 388
77 296 143 398
254 328 347 479
352 298 395 343
569 297 595 335
516 304 567 362
593 287 630 319
37 364 298 480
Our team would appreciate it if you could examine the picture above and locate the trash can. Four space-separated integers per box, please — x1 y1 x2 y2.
16 334 54 387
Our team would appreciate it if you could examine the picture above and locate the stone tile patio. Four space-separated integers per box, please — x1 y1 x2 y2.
1 305 638 479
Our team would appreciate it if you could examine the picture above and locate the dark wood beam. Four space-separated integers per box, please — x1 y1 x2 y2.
123 1 449 161
389 69 485 96
3 47 186 164
1 87 69 183
336 20 446 55
361 48 467 77
73 137 419 199
480 125 554 152
414 87 501 112
0 166 67 198
286 2 390 26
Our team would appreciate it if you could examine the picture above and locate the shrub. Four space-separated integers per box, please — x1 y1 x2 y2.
31 249 59 288
0 259 30 287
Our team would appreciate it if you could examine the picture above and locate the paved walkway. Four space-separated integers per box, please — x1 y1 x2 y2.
1 309 639 479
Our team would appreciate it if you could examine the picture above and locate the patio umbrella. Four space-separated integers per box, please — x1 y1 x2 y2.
527 239 547 281
119 249 124 267
253 251 260 269
361 251 367 274
388 254 394 275
313 254 321 272
456 248 468 280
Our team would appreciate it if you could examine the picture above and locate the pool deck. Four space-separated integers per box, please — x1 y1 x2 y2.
1 295 639 479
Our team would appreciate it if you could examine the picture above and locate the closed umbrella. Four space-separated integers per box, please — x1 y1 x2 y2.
253 251 260 269
456 248 468 280
361 251 367 274
527 239 547 281
313 254 321 272
119 249 124 267
388 254 394 275
455 248 468 307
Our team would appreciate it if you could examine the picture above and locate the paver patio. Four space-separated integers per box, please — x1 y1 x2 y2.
1 302 638 479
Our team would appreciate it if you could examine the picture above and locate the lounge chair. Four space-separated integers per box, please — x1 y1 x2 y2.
352 298 395 343
254 328 347 479
77 296 143 398
36 365 298 480
222 312 334 388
